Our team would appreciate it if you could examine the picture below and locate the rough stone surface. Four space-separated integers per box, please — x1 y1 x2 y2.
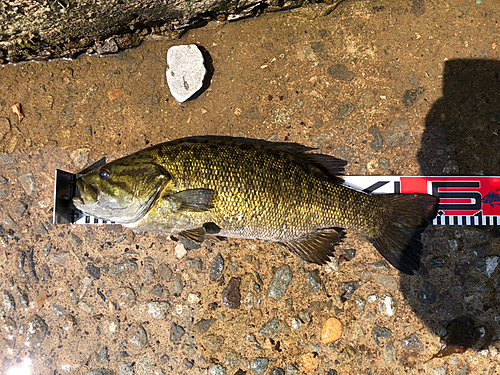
267 265 292 300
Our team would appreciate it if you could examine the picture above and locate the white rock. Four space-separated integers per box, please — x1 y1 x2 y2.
166 44 206 102
175 243 187 259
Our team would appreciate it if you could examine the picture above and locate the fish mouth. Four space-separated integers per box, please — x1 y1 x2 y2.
75 179 98 205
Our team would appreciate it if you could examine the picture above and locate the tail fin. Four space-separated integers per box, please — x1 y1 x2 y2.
368 193 439 275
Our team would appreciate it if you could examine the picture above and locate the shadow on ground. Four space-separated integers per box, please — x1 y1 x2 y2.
401 59 500 354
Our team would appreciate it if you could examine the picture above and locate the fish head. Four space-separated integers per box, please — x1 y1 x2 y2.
73 156 170 223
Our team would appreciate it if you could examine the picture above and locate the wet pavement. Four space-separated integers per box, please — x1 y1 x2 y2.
1 0 500 374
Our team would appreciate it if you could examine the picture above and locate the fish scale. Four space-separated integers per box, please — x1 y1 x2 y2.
73 136 439 274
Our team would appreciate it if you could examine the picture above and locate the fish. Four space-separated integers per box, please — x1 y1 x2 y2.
481 191 500 208
73 136 439 275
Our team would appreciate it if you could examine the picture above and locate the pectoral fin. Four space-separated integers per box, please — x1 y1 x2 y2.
281 228 344 264
170 189 216 212
179 227 206 244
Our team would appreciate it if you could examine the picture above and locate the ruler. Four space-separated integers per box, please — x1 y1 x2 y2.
53 170 500 226
343 176 500 226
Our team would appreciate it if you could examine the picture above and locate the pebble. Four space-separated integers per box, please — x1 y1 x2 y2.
136 352 152 375
96 37 119 55
373 326 391 346
400 332 424 352
2 289 15 311
147 301 170 319
129 324 148 350
291 317 304 330
222 277 241 309
16 286 29 309
158 263 172 282
118 362 135 375
403 86 425 107
327 64 355 81
378 293 397 316
150 284 163 297
210 253 224 281
175 243 187 259
19 173 36 196
418 281 437 304
109 260 138 278
355 296 366 314
166 44 206 103
383 342 396 364
86 262 101 279
267 265 292 300
286 364 300 374
50 304 66 316
476 256 499 278
193 318 217 333
335 102 355 120
170 322 186 344
337 345 357 364
25 315 48 345
368 260 390 271
303 270 321 296
321 317 342 344
202 333 225 352
252 358 269 374
223 348 242 371
374 274 397 290
186 257 203 271
368 125 383 150
143 263 155 285
269 368 285 375
2 316 17 335
383 118 411 147
116 287 136 309
338 281 359 300
87 370 114 375
99 346 109 364
171 274 184 294
300 353 320 371
258 316 280 339
209 364 226 375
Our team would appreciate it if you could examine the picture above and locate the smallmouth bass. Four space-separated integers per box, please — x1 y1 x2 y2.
73 136 439 274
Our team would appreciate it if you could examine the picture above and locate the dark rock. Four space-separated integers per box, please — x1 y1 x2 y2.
336 102 355 120
109 260 138 278
210 253 224 281
258 316 279 339
303 270 321 296
170 322 186 344
158 263 172 282
418 281 437 304
183 358 194 369
269 368 285 375
202 334 225 353
383 118 411 147
186 257 203 271
327 370 338 375
25 315 48 345
171 274 184 294
337 345 357 364
150 284 164 297
268 265 292 300
222 277 241 309
194 318 217 333
401 332 425 352
328 64 355 81
251 358 269 374
368 126 383 150
339 281 359 301
410 0 426 16
86 262 101 279
403 86 425 107
373 326 391 346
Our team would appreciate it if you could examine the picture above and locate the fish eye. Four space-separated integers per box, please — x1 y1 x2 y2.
99 169 110 179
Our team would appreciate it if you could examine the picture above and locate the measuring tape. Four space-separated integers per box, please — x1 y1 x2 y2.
343 176 500 226
53 170 500 226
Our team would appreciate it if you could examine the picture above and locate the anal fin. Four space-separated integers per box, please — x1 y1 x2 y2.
179 227 206 244
281 228 343 265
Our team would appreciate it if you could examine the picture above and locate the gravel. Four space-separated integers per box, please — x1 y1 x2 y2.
258 316 280 339
210 253 224 281
222 277 241 309
267 265 292 300
252 358 269 374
